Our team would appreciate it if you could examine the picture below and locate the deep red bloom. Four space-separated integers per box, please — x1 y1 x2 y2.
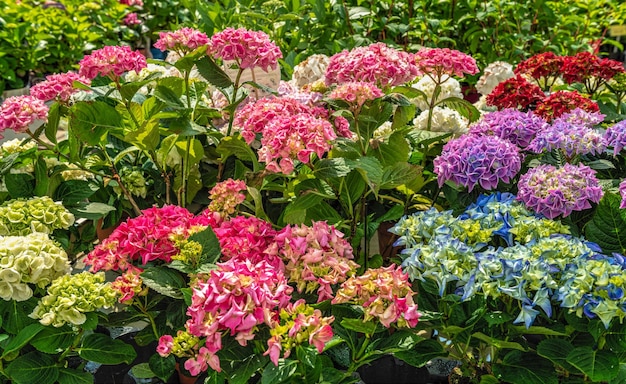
486 75 545 110
534 91 599 122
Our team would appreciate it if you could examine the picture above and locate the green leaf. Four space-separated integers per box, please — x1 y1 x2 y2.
53 180 97 205
0 152 19 176
125 119 160 152
511 325 567 336
483 311 515 326
478 375 501 384
380 162 422 190
394 339 445 368
229 354 265 384
57 368 93 384
5 351 59 384
1 323 45 358
350 156 383 195
471 332 527 351
196 56 234 88
261 359 298 384
141 266 186 299
283 193 325 224
189 225 222 267
314 158 354 179
492 351 558 384
45 102 61 144
154 84 186 109
605 321 626 351
296 345 317 368
372 131 410 167
69 101 122 145
566 346 620 382
131 363 156 379
406 129 452 148
537 339 576 372
377 330 422 351
609 363 626 384
69 202 116 220
340 318 377 335
33 156 49 196
585 192 626 254
30 325 74 354
120 77 160 101
149 354 175 382
79 333 137 365
439 96 481 123
217 135 259 171
0 298 38 334
5 172 34 198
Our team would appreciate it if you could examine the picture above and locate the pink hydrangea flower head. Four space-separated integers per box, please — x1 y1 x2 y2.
154 28 210 55
325 43 419 87
123 13 141 26
78 45 147 81
30 72 91 103
207 178 247 217
605 120 626 156
208 28 282 72
0 95 48 136
271 221 358 302
517 163 603 219
414 47 479 79
110 265 145 303
277 80 324 106
468 108 548 149
83 205 206 271
434 134 521 192
332 265 420 328
620 180 626 209
328 81 384 109
119 0 143 6
156 335 173 357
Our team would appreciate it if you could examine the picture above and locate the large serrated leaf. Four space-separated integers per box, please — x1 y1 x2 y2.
69 101 122 145
190 225 222 267
141 266 186 299
537 338 576 372
314 158 354 178
492 351 558 384
196 56 234 88
566 346 620 382
5 351 59 384
0 298 38 335
439 96 481 123
229 354 265 384
45 102 61 144
1 323 45 358
149 354 176 382
217 135 259 171
261 359 298 384
79 333 137 365
585 192 626 254
372 131 410 166
154 84 186 109
57 368 93 384
394 339 446 368
30 326 74 354
380 162 422 190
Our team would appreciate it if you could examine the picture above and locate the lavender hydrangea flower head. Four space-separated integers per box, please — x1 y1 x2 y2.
605 120 626 156
526 116 606 158
557 108 605 127
433 134 521 192
517 163 603 219
620 179 626 209
468 108 548 148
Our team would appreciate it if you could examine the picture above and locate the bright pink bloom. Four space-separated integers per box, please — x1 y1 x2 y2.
325 43 418 87
328 82 384 109
208 28 282 71
414 47 479 79
119 0 143 5
154 28 210 54
271 221 358 302
0 95 48 137
78 45 147 80
110 266 144 303
123 13 141 26
30 72 90 102
156 335 173 357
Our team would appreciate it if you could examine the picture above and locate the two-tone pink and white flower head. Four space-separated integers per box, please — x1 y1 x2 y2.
0 95 48 137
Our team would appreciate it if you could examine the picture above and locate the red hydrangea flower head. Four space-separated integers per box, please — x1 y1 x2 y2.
534 90 599 122
154 28 210 54
325 43 419 87
79 45 147 80
0 95 48 137
562 51 625 84
486 75 544 110
30 72 90 102
514 52 564 81
413 47 479 79
208 28 282 72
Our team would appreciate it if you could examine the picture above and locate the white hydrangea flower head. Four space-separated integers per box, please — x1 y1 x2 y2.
292 54 330 88
412 75 463 111
412 106 469 136
1 139 36 155
372 121 394 141
475 61 514 96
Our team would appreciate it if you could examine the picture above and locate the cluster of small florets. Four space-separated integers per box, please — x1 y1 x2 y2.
412 106 469 136
78 45 147 81
30 72 90 103
291 54 330 88
486 75 545 110
0 233 70 301
154 27 209 54
206 178 247 217
468 108 547 148
208 28 282 71
412 75 463 111
328 82 384 109
534 90 600 122
0 95 49 136
0 196 75 236
604 120 626 156
413 47 479 79
475 61 515 96
30 272 118 327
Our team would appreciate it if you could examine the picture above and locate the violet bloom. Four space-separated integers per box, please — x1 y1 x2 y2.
527 116 606 158
0 95 48 137
605 120 626 156
433 134 522 192
30 72 90 103
154 27 209 54
620 179 626 209
325 42 419 87
78 45 147 81
468 108 548 148
517 163 603 219
208 28 282 72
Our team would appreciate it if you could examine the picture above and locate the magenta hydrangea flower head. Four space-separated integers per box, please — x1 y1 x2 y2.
325 42 419 87
328 81 384 110
517 163 603 219
208 28 282 72
30 72 90 103
620 179 626 209
78 45 147 81
527 116 606 158
604 120 626 156
433 134 522 192
234 96 314 141
0 95 48 137
413 47 479 79
154 27 209 55
468 108 548 148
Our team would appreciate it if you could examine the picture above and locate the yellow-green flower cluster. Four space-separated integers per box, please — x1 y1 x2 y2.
114 168 148 198
30 272 118 327
0 196 75 236
509 216 570 244
0 233 70 301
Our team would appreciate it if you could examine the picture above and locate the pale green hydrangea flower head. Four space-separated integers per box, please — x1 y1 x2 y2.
0 196 75 236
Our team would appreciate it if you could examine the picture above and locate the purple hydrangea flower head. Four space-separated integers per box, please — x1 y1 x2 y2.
526 118 606 157
620 179 626 209
557 107 605 127
434 134 521 192
605 120 626 156
468 108 548 148
517 163 603 219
